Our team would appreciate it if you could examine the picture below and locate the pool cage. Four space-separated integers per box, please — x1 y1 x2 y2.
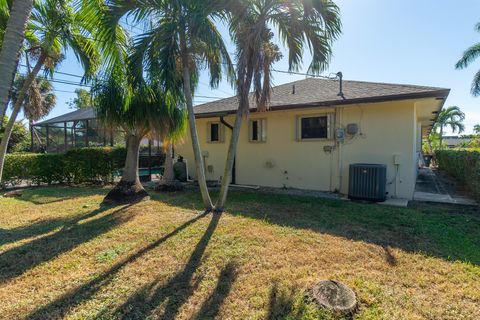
32 108 166 180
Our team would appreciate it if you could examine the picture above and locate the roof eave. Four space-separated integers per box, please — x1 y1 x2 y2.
194 89 451 118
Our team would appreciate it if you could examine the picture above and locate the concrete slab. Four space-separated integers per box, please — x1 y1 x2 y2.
414 191 477 206
413 167 478 206
379 198 409 207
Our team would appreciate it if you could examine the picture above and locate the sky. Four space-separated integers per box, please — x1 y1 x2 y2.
16 0 480 135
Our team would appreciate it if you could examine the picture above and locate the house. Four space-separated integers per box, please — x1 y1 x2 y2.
175 78 449 200
442 135 472 148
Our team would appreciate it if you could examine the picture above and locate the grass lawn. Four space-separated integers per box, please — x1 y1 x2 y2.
0 187 479 320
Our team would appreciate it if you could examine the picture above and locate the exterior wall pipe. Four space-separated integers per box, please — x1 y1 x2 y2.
337 107 343 193
219 115 236 185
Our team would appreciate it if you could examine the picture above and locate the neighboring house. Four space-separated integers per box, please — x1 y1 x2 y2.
31 108 165 178
443 136 472 148
176 78 449 200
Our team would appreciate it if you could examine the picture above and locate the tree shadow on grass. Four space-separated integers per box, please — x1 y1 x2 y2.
27 211 211 320
267 282 340 320
192 261 237 320
11 186 107 205
0 206 109 247
0 204 133 284
114 212 222 320
152 191 480 266
267 282 295 320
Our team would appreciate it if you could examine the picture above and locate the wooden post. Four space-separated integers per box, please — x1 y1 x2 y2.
73 121 76 147
64 121 67 151
30 123 34 152
148 139 152 176
85 120 89 147
45 125 49 150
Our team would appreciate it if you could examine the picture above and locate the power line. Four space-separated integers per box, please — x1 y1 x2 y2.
19 64 85 79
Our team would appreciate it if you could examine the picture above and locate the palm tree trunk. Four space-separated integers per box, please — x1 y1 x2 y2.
0 0 34 126
179 28 213 211
0 52 45 183
163 144 175 183
215 63 254 212
439 126 444 149
103 133 149 204
215 113 243 211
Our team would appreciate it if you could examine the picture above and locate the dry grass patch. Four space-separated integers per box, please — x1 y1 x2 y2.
0 186 479 319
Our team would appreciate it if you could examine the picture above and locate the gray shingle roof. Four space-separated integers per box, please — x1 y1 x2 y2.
34 108 95 125
194 78 449 116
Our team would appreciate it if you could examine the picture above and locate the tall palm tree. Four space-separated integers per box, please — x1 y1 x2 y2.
215 0 342 211
433 106 465 148
456 22 480 96
0 0 34 124
92 66 186 204
84 0 234 210
0 0 99 182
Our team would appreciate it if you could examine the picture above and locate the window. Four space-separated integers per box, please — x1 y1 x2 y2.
249 119 266 142
207 122 224 143
297 114 333 140
211 123 219 141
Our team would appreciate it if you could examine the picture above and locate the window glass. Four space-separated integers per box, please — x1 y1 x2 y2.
301 116 328 139
252 121 258 141
210 123 219 142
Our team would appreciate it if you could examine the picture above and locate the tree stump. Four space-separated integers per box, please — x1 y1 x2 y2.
103 181 150 205
3 190 22 198
306 280 357 315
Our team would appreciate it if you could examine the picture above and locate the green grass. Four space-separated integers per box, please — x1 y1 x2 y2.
0 186 479 319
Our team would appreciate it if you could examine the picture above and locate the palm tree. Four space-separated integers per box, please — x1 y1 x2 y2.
0 0 99 182
0 0 34 124
215 0 342 211
12 75 56 122
84 0 234 211
92 67 186 204
456 22 480 96
12 75 56 149
474 124 480 135
433 106 465 148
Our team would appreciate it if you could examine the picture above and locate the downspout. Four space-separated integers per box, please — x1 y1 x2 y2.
219 115 236 185
337 107 343 193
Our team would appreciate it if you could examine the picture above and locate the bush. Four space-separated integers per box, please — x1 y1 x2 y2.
2 147 126 188
435 149 480 200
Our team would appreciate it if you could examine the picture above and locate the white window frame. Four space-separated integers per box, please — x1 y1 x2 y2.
207 121 225 143
248 118 267 143
296 113 334 141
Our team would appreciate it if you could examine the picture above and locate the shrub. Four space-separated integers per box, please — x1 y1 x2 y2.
2 147 126 188
435 149 480 200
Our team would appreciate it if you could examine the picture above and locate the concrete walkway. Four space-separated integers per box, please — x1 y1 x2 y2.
414 168 477 205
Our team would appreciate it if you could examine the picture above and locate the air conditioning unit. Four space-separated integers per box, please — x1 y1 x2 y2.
348 164 387 202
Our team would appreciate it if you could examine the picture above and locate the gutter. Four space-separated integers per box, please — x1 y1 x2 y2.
219 115 236 185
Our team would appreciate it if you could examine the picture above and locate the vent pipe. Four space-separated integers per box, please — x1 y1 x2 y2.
336 72 345 100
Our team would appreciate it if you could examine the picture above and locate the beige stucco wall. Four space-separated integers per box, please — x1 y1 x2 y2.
175 99 422 199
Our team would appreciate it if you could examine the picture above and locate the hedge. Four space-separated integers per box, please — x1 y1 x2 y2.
2 147 126 188
435 149 480 200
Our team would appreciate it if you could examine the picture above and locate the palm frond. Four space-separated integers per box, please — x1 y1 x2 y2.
470 68 480 96
92 64 186 141
455 43 480 70
12 75 56 121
